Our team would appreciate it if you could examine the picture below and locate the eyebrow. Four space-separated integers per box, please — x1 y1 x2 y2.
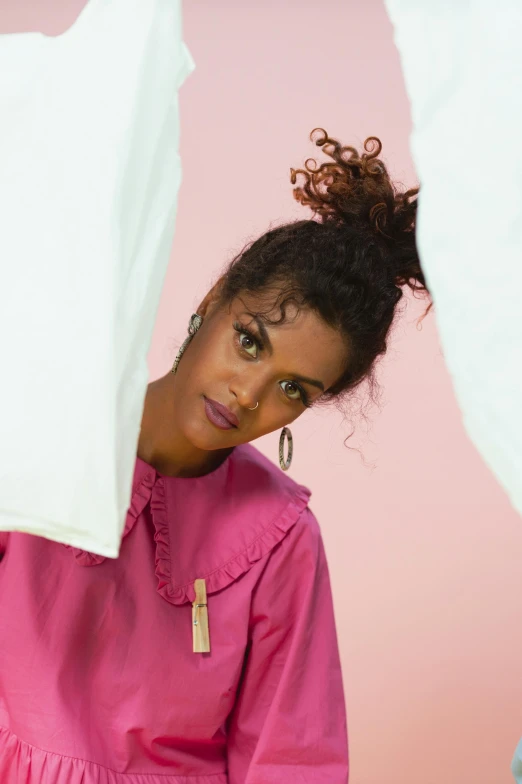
251 315 325 392
291 374 325 392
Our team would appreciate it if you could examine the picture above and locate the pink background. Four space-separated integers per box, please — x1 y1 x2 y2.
2 1 522 782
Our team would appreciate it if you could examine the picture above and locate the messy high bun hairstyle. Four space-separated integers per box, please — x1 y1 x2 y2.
219 129 428 400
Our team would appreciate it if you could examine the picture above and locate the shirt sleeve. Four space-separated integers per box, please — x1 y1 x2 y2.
226 508 349 784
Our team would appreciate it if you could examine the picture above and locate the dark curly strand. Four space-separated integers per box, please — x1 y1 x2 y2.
219 129 428 399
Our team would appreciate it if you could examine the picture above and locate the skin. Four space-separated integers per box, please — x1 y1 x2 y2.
137 282 348 478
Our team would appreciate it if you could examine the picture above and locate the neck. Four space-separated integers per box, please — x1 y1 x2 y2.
137 373 232 478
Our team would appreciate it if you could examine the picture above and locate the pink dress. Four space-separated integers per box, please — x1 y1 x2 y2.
0 444 348 783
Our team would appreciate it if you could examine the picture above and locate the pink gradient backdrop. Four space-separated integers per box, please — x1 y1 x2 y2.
2 2 522 782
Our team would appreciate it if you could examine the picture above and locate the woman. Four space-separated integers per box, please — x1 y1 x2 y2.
0 130 426 783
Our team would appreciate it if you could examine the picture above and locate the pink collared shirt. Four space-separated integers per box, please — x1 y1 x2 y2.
0 444 348 783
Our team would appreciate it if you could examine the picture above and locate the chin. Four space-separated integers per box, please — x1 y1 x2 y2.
182 417 235 452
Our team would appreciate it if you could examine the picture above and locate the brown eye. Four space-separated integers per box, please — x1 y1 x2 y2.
280 380 302 401
239 333 258 358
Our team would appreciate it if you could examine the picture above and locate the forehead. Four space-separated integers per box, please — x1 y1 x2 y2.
230 293 348 390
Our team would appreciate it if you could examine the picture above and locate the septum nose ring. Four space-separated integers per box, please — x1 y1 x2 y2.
248 402 259 411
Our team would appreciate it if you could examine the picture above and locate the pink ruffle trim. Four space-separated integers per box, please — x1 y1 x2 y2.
64 471 157 566
0 725 228 784
61 461 312 606
151 479 311 606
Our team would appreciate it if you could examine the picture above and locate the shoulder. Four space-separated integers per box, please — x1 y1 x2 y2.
226 445 324 567
231 444 320 527
224 444 317 541
229 444 310 496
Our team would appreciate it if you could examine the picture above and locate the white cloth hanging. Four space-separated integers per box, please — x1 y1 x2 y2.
383 3 522 780
384 0 522 520
0 0 193 557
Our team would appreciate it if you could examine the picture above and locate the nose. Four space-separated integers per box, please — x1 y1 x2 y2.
228 370 264 411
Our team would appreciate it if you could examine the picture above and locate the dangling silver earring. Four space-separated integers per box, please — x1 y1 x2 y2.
279 427 293 471
171 313 203 375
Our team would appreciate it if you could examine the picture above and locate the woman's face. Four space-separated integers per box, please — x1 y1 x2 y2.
170 289 348 452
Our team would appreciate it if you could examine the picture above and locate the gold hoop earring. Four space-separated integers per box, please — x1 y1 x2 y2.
171 314 203 375
279 427 293 471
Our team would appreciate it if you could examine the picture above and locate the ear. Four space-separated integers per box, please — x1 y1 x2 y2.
197 276 225 319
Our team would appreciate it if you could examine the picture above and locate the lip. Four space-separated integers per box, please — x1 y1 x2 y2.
204 397 239 430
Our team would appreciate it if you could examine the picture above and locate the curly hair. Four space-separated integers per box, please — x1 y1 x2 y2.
219 128 428 400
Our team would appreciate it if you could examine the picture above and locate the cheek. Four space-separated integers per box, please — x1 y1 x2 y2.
183 331 236 389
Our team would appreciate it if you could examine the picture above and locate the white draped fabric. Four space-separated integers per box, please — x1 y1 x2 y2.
0 0 193 557
384 3 522 778
384 0 522 519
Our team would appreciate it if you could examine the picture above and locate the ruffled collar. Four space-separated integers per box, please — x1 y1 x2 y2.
64 445 311 606
63 457 158 566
